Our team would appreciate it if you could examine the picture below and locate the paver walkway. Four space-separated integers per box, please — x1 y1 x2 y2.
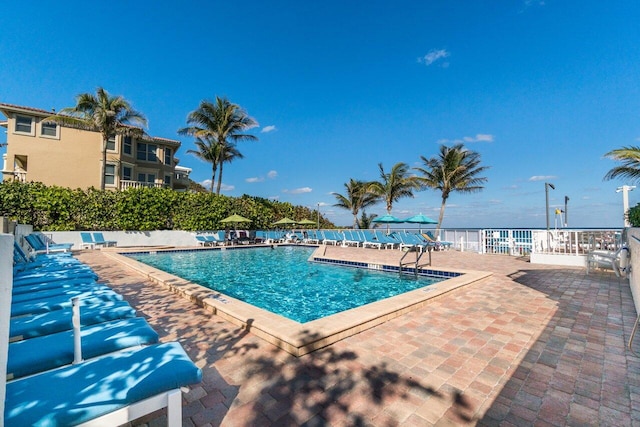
76 248 640 426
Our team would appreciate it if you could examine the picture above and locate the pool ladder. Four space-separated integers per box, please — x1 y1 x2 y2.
399 246 432 278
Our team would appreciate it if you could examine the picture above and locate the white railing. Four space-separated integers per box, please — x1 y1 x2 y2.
13 171 27 183
119 180 166 190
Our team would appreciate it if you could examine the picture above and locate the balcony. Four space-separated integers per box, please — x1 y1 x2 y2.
119 180 167 190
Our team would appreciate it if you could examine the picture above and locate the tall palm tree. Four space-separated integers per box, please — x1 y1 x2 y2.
47 87 147 190
186 136 217 192
414 143 489 235
179 96 257 195
604 146 640 182
332 179 378 228
368 162 420 214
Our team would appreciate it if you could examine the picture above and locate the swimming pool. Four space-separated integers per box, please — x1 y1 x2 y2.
128 246 443 323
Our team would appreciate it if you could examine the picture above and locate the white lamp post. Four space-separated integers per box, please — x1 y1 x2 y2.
545 182 555 250
616 185 636 227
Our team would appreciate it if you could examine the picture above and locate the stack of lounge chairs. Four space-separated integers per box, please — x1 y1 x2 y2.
5 239 202 426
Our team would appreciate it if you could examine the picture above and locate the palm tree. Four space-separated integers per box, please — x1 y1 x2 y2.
186 137 217 192
332 179 378 228
368 162 420 215
604 146 640 182
414 143 489 235
358 210 379 229
47 87 147 190
179 96 257 195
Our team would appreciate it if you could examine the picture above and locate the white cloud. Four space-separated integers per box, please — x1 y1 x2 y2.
418 49 450 66
283 187 312 194
219 183 235 192
528 175 557 182
246 177 264 183
261 125 277 133
440 134 494 144
267 170 278 179
200 179 212 190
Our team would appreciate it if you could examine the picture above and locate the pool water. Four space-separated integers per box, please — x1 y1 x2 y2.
129 246 442 323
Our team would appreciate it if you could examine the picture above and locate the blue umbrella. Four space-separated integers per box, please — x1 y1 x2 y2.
403 213 438 233
372 214 404 233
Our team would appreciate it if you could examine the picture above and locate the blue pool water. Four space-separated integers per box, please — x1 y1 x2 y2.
128 246 443 323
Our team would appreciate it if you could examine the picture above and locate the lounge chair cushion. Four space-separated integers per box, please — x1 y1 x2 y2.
12 277 99 296
10 289 123 317
11 283 110 304
10 300 136 341
7 317 159 380
5 342 202 426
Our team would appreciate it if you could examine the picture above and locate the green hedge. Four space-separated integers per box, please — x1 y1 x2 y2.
0 181 333 231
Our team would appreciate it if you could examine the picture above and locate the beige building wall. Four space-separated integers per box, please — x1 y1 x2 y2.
5 115 103 188
0 103 187 190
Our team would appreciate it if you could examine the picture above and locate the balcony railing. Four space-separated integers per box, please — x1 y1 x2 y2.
119 180 167 190
13 171 27 183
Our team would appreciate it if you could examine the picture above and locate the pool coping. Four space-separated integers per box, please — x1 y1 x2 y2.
103 246 492 356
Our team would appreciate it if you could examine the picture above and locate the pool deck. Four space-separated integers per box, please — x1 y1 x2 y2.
76 247 640 426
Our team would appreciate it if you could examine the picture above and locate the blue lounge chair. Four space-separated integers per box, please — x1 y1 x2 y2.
360 230 383 249
10 300 137 341
321 230 341 245
5 342 202 427
93 232 117 247
10 289 123 317
7 317 159 380
424 231 453 250
11 283 111 304
341 230 362 247
25 234 73 253
80 232 95 249
12 277 99 296
373 230 400 249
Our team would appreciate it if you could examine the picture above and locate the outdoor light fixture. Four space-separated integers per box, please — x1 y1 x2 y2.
545 182 555 250
616 185 636 227
316 202 320 229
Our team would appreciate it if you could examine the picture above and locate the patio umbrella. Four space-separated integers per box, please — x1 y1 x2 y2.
272 217 296 227
372 214 404 233
220 214 252 243
402 213 438 233
220 214 252 224
297 219 316 227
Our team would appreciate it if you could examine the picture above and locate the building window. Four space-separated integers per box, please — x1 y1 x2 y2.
15 115 33 134
40 121 58 138
123 136 132 155
136 143 157 162
164 148 172 165
106 135 116 151
164 174 172 186
122 165 132 181
104 164 116 186
137 173 156 184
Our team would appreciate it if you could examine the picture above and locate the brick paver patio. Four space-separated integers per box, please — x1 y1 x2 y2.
76 248 640 426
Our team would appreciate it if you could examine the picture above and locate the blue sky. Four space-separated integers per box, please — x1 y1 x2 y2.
1 1 639 228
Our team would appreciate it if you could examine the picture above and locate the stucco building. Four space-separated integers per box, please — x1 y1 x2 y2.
0 103 191 191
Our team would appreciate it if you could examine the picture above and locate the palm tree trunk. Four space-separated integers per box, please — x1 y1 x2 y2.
216 162 224 195
210 165 216 193
435 197 447 236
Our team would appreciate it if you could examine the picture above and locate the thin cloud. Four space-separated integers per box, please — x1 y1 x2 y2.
418 49 450 66
200 179 212 190
439 134 494 144
528 175 557 182
261 125 277 133
219 183 235 192
283 187 312 194
246 177 264 183
267 170 278 179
